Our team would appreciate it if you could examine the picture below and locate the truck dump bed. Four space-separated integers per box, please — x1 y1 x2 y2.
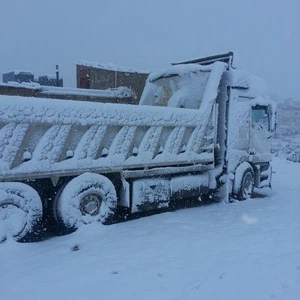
0 62 225 181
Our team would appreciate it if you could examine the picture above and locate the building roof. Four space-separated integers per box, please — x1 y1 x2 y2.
76 60 150 74
10 70 34 76
0 82 135 98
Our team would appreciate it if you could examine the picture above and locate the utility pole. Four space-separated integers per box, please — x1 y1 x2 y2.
56 65 60 87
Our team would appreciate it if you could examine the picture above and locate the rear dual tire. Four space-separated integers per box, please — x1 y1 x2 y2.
53 173 117 235
0 174 118 241
0 182 43 242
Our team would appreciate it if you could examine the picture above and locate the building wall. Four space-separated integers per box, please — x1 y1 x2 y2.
2 72 14 83
76 65 149 103
39 76 63 87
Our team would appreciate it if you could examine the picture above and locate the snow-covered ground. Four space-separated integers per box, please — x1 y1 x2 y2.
1 157 299 300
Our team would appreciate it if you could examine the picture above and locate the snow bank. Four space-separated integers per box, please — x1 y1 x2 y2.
1 158 300 300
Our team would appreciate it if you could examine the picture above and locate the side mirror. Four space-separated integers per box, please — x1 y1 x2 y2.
269 106 277 135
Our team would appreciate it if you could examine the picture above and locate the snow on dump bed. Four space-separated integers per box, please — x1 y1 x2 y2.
0 95 205 127
39 86 135 98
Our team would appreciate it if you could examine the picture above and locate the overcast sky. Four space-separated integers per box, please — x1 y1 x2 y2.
0 0 299 99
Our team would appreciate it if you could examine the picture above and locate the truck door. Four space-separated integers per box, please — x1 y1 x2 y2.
250 105 272 162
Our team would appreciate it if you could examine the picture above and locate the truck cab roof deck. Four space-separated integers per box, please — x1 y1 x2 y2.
172 52 234 69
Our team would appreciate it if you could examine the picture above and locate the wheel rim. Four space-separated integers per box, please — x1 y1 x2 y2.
0 201 27 240
80 193 102 216
242 172 253 198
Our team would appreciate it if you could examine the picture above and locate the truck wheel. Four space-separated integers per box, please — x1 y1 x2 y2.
233 162 254 200
0 182 43 242
54 173 117 234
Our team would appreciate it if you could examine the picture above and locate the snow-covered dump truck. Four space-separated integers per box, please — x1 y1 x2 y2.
0 52 276 242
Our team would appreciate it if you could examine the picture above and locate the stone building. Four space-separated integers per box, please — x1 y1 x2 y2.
38 75 63 87
2 71 63 87
2 70 34 84
76 61 149 103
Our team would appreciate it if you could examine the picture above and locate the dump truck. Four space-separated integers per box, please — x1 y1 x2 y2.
0 52 276 242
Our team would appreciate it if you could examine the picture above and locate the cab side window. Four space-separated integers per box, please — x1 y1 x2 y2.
252 106 269 130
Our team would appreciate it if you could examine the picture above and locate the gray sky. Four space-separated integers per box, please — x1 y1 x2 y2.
0 0 299 99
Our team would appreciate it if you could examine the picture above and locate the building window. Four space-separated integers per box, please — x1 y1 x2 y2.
79 69 90 89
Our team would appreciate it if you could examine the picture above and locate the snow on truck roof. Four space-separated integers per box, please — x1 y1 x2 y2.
0 95 206 130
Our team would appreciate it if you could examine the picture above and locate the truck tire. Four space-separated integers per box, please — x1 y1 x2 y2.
54 173 117 234
233 162 254 201
0 182 43 242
